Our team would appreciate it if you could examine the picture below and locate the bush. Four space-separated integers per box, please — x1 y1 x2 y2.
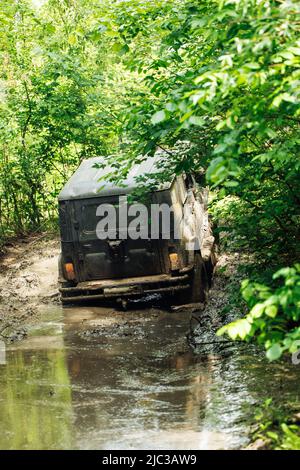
217 264 300 361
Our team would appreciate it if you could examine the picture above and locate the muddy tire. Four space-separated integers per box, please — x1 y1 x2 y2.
189 252 207 303
204 252 216 288
172 253 207 305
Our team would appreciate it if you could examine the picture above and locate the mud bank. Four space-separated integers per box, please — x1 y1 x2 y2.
0 234 60 342
188 251 246 355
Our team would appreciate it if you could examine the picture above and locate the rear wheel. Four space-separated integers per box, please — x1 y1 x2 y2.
189 252 207 303
172 253 207 305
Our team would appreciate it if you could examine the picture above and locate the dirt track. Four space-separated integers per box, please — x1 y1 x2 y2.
0 234 60 341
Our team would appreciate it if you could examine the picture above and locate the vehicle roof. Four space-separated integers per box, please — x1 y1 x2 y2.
58 154 172 201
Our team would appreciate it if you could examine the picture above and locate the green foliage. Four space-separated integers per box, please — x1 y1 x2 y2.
217 264 300 360
0 0 127 244
279 423 300 450
252 398 300 450
84 0 300 279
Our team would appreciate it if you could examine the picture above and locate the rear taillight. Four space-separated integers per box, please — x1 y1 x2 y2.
64 262 75 280
169 253 179 271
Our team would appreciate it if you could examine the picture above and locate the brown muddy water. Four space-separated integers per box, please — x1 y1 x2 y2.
0 304 299 450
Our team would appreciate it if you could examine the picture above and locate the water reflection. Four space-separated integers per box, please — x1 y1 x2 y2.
0 347 72 450
0 305 299 450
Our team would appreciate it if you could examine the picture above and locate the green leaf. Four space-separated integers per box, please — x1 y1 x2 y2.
68 34 77 45
120 44 130 55
188 115 204 126
266 431 278 441
265 305 278 318
250 303 265 319
243 62 260 70
217 319 251 340
224 180 239 187
266 344 283 361
151 110 167 125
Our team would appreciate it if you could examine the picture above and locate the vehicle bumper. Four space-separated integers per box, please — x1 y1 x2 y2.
59 270 191 303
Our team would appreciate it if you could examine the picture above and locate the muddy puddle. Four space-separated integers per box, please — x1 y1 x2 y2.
0 304 299 450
